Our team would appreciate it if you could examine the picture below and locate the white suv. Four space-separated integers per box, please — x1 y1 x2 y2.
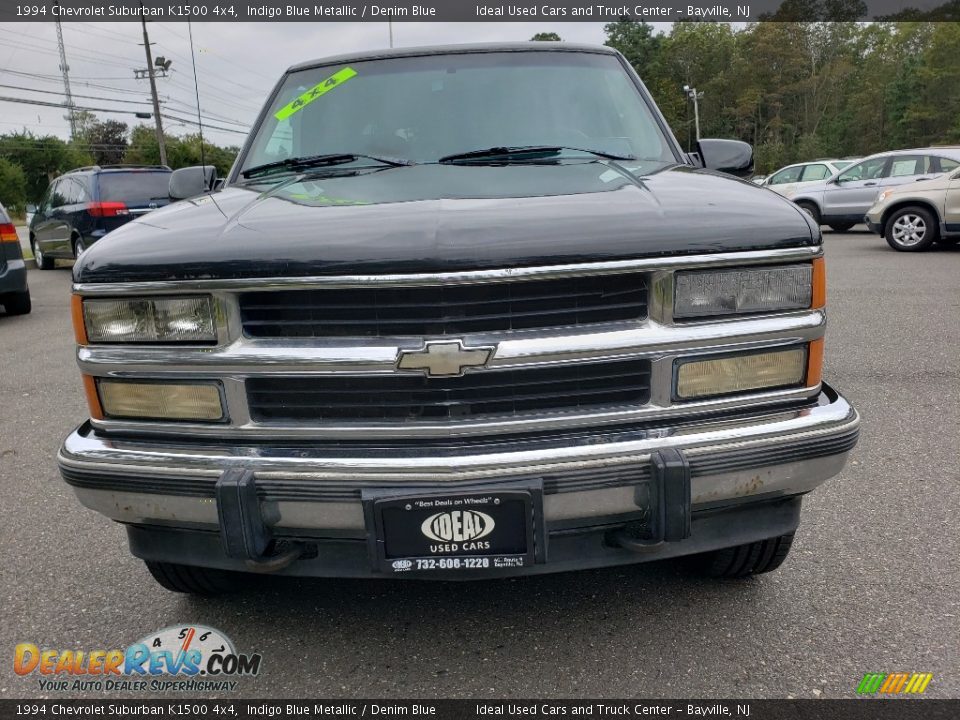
763 159 856 197
787 148 960 233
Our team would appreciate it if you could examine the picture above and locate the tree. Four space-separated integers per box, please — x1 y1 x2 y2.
530 32 561 41
604 18 661 72
124 125 238 176
0 132 92 202
80 119 129 165
0 157 28 213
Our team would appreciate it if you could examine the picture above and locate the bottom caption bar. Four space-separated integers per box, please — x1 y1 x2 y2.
3 700 958 719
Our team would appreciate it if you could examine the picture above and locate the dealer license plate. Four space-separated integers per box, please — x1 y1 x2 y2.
370 490 536 574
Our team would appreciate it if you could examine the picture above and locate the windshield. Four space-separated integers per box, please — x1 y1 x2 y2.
239 51 676 178
98 172 171 204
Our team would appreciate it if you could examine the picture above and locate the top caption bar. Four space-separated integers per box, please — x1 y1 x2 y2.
0 0 955 22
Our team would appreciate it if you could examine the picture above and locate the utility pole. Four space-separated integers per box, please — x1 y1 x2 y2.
53 7 76 138
139 3 167 166
683 85 703 143
388 21 394 48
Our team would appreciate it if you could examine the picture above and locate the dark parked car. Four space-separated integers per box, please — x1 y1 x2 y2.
0 201 31 315
61 44 859 594
29 165 171 269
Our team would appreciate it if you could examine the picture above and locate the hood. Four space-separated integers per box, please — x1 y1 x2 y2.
74 162 817 283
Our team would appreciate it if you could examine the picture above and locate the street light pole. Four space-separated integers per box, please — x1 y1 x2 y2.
388 21 394 48
683 85 703 143
140 3 167 166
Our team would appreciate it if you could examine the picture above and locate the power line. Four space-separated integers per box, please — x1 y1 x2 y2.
0 94 154 116
0 83 154 106
160 113 248 135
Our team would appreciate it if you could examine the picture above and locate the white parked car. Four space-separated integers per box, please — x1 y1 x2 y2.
763 159 857 197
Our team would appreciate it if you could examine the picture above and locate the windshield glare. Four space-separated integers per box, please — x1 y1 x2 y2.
240 51 676 176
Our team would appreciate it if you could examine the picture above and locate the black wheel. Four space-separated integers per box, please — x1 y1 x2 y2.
828 222 856 233
885 206 939 252
73 235 87 259
795 202 821 226
2 290 32 316
934 236 959 247
690 533 795 578
145 561 242 596
31 237 54 270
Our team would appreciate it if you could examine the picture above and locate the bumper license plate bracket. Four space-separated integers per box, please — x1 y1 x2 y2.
362 479 545 575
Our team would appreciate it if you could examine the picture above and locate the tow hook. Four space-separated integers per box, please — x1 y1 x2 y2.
216 467 304 573
613 448 692 552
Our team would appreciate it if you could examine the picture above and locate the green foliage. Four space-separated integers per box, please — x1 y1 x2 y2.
530 32 561 41
0 157 28 212
79 118 129 165
124 125 238 176
604 20 960 172
0 132 93 202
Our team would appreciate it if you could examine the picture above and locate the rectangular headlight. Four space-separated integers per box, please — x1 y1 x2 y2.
674 265 813 318
675 347 807 400
82 297 216 343
97 380 224 421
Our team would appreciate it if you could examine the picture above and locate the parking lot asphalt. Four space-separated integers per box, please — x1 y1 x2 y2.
1 229 958 700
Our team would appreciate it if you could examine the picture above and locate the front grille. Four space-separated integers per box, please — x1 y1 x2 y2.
247 359 651 423
239 273 648 338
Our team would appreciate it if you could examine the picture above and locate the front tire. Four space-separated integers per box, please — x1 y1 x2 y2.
796 202 821 226
145 561 242 595
73 236 87 259
690 533 795 578
2 290 32 316
828 222 856 233
31 238 54 270
885 206 939 252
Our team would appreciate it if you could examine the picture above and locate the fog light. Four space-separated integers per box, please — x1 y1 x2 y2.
97 380 224 421
675 347 807 400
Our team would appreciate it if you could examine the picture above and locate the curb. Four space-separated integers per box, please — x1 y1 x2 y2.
25 258 37 269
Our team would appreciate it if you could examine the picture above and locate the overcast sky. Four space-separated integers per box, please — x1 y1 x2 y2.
0 22 627 148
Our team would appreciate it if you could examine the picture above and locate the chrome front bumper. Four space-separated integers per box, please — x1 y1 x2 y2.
59 385 859 536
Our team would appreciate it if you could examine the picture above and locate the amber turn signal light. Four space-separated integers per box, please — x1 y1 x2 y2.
811 257 826 310
71 294 88 345
81 375 104 421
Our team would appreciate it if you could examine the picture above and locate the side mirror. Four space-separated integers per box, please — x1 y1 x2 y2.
25 203 37 214
169 166 217 200
696 139 754 177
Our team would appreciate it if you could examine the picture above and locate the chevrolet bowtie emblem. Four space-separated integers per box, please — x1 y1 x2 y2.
396 340 495 377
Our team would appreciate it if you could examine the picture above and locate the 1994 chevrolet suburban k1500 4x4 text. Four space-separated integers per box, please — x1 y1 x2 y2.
58 44 860 593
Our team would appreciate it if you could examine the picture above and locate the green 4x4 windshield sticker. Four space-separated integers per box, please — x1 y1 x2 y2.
274 67 358 121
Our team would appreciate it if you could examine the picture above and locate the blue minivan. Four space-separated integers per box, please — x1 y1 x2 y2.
29 165 172 269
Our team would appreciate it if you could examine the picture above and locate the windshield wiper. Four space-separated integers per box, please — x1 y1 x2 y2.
438 145 636 164
242 153 413 179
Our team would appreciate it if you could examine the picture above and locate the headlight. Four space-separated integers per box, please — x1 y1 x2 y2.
80 296 216 343
675 347 808 400
96 380 224 421
674 264 813 318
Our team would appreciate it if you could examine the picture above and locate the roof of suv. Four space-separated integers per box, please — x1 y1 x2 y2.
288 42 617 73
860 147 960 161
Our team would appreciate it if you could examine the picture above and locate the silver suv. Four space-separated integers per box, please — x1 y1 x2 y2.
787 148 960 232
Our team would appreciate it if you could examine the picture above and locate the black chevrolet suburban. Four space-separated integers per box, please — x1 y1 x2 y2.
58 44 859 594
